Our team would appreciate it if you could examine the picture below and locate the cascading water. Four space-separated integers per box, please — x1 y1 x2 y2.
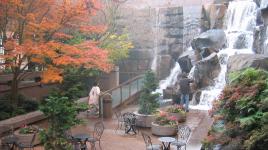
191 0 257 110
159 62 182 90
261 0 268 9
151 8 160 72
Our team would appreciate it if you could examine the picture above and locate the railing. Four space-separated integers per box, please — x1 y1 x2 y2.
100 75 144 108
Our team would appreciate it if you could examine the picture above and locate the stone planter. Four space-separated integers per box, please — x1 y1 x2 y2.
151 122 177 136
14 129 41 146
167 112 186 123
134 111 155 128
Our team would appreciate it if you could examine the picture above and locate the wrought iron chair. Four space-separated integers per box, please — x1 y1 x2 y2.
171 125 191 150
115 111 125 133
87 121 105 150
0 125 17 150
141 132 162 150
15 131 37 150
122 112 138 135
64 130 80 150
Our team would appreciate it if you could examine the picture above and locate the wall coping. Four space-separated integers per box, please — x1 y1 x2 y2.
0 97 88 135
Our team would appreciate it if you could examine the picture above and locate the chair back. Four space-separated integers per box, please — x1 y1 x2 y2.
115 111 123 121
177 125 191 143
141 132 152 148
93 121 104 140
122 112 136 125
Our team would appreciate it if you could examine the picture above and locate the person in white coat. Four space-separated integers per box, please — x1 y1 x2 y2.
88 82 101 112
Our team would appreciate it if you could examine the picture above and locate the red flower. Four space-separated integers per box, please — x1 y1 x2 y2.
168 116 177 121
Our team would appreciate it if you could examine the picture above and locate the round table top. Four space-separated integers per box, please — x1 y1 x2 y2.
158 137 176 143
73 133 91 140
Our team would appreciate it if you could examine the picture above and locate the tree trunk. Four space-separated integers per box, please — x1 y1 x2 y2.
11 73 19 108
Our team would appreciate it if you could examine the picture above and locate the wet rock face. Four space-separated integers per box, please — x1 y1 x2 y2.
193 53 221 88
227 54 268 74
232 33 250 49
190 90 202 105
177 55 193 73
191 29 227 52
201 4 227 31
158 55 173 79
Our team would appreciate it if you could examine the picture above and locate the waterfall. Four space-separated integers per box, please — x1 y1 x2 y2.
191 0 257 110
261 0 268 9
159 62 182 90
151 7 160 72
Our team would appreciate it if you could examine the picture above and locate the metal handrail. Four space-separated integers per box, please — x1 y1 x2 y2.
100 75 144 108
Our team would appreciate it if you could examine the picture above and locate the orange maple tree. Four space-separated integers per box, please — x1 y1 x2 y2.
0 0 112 107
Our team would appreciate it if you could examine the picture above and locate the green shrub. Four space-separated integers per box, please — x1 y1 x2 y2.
39 95 87 150
138 70 159 115
21 100 39 112
207 68 268 149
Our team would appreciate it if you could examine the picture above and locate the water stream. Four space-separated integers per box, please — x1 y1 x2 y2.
151 7 160 72
191 0 257 110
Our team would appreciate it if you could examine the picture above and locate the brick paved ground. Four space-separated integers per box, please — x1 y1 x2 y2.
30 104 212 150
0 104 211 150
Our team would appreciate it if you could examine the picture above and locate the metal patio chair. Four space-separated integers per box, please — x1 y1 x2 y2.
122 112 138 135
171 125 191 150
115 111 125 133
141 132 162 150
1 125 17 150
87 121 105 150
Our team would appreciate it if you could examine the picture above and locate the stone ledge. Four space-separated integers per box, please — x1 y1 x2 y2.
0 97 88 135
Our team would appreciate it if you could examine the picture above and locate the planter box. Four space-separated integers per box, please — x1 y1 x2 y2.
151 122 177 136
14 130 41 146
167 112 186 122
134 111 155 128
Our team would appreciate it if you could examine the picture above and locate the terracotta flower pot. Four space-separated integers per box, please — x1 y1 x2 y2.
134 111 155 128
151 122 177 136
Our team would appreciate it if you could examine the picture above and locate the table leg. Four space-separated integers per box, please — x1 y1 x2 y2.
162 142 171 150
80 140 88 150
131 125 137 134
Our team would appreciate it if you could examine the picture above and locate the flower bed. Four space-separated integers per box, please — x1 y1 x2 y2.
166 105 186 122
151 111 177 136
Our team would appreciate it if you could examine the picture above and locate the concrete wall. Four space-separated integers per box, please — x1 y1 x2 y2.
0 68 120 101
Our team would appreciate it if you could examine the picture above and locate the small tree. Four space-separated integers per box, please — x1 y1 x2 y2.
39 95 87 150
138 70 159 115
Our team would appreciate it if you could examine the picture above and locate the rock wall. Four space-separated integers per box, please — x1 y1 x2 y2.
117 5 203 82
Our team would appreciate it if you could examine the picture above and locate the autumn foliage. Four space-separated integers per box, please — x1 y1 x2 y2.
0 0 112 106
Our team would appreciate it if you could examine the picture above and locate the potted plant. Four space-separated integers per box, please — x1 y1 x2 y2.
151 111 178 136
134 70 160 127
14 124 41 145
166 105 186 122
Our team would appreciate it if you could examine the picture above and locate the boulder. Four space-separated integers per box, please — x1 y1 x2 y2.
200 47 215 58
207 4 227 29
227 54 268 74
190 90 202 105
193 53 221 88
232 33 251 49
191 29 226 52
163 86 176 99
177 55 193 73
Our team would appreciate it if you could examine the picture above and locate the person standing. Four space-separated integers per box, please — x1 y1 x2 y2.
88 82 101 112
179 72 193 112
